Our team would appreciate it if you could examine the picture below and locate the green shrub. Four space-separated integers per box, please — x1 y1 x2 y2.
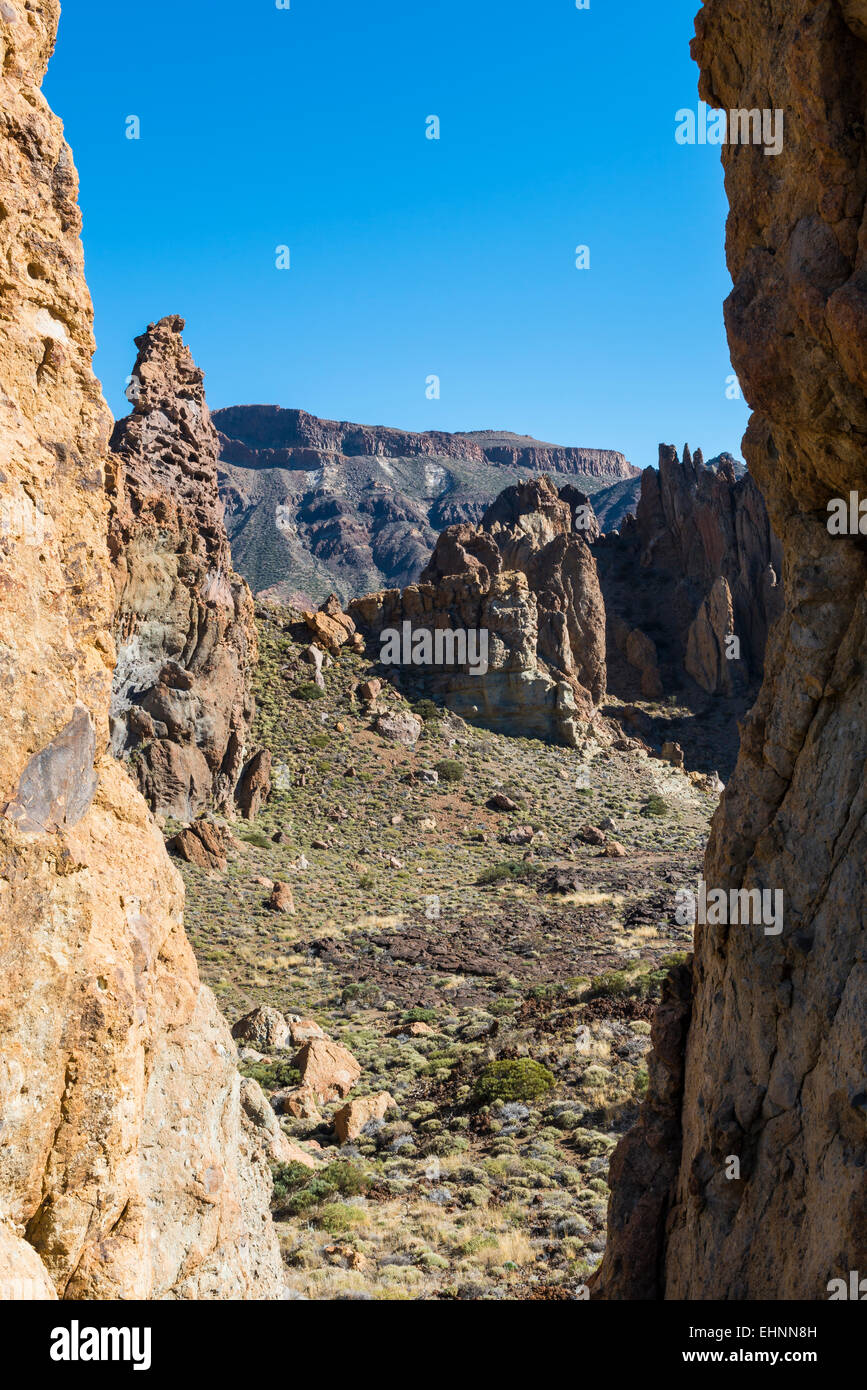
471 1058 556 1107
315 1203 365 1234
477 860 534 886
310 733 330 748
239 829 273 849
402 1007 437 1024
271 1160 316 1203
434 759 465 782
292 682 325 701
640 794 669 818
241 1060 300 1091
414 700 440 722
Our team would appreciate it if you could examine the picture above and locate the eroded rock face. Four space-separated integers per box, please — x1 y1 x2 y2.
596 445 783 699
595 0 867 1301
349 477 607 747
109 316 257 820
0 3 281 1300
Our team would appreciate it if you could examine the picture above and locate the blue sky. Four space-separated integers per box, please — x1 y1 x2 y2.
46 0 748 469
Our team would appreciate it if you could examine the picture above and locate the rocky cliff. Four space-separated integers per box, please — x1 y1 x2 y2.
597 444 783 701
216 404 637 606
0 2 281 1300
595 0 867 1300
109 316 258 821
348 477 606 746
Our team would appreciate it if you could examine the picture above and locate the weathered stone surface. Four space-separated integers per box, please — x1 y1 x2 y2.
596 445 783 701
239 1079 317 1168
109 316 257 821
333 1092 398 1144
596 0 867 1302
294 1038 362 1103
0 5 281 1301
374 711 423 747
2 704 98 834
266 881 295 914
167 819 234 872
231 1006 290 1052
350 477 607 747
235 748 272 820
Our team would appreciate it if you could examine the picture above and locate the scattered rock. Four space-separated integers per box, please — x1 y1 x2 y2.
374 712 423 747
577 824 606 846
488 793 518 812
294 1038 362 1102
231 1006 290 1052
333 1092 398 1144
266 881 295 914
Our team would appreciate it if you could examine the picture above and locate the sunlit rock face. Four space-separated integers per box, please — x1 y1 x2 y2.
595 0 867 1301
349 477 607 748
0 1 281 1301
109 315 258 821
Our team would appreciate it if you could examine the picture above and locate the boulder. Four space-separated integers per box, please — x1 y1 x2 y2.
333 1092 398 1144
374 712 423 747
293 1038 362 1102
231 1006 290 1052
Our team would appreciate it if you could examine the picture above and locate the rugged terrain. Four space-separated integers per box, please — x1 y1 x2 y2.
349 476 606 748
595 0 867 1301
0 1 281 1301
173 602 721 1298
216 405 640 606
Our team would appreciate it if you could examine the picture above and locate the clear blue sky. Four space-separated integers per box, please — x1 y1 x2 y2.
46 0 748 470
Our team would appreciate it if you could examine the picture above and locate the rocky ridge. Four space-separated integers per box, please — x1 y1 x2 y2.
216 404 638 606
348 477 607 747
0 1 281 1300
109 316 260 821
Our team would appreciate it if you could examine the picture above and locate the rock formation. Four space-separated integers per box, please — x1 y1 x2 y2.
349 477 606 746
215 404 637 605
0 2 281 1300
109 316 258 821
596 444 783 700
595 0 867 1301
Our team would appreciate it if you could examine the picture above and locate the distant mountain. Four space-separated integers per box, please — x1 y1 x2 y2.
215 405 638 606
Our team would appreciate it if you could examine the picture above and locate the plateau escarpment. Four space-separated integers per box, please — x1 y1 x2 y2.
0 1 281 1300
215 403 638 607
348 477 607 747
109 316 260 821
595 0 867 1301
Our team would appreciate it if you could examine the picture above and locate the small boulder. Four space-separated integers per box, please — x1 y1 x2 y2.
577 823 606 846
333 1092 398 1144
288 1018 327 1046
661 741 685 769
359 679 382 703
294 1037 362 1102
374 711 422 747
266 881 295 914
487 793 518 812
231 1005 290 1052
604 840 628 858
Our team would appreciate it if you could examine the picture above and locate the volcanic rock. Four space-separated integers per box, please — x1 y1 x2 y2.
109 316 257 821
333 1092 398 1144
350 477 607 747
595 0 867 1302
0 4 280 1300
294 1039 362 1103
